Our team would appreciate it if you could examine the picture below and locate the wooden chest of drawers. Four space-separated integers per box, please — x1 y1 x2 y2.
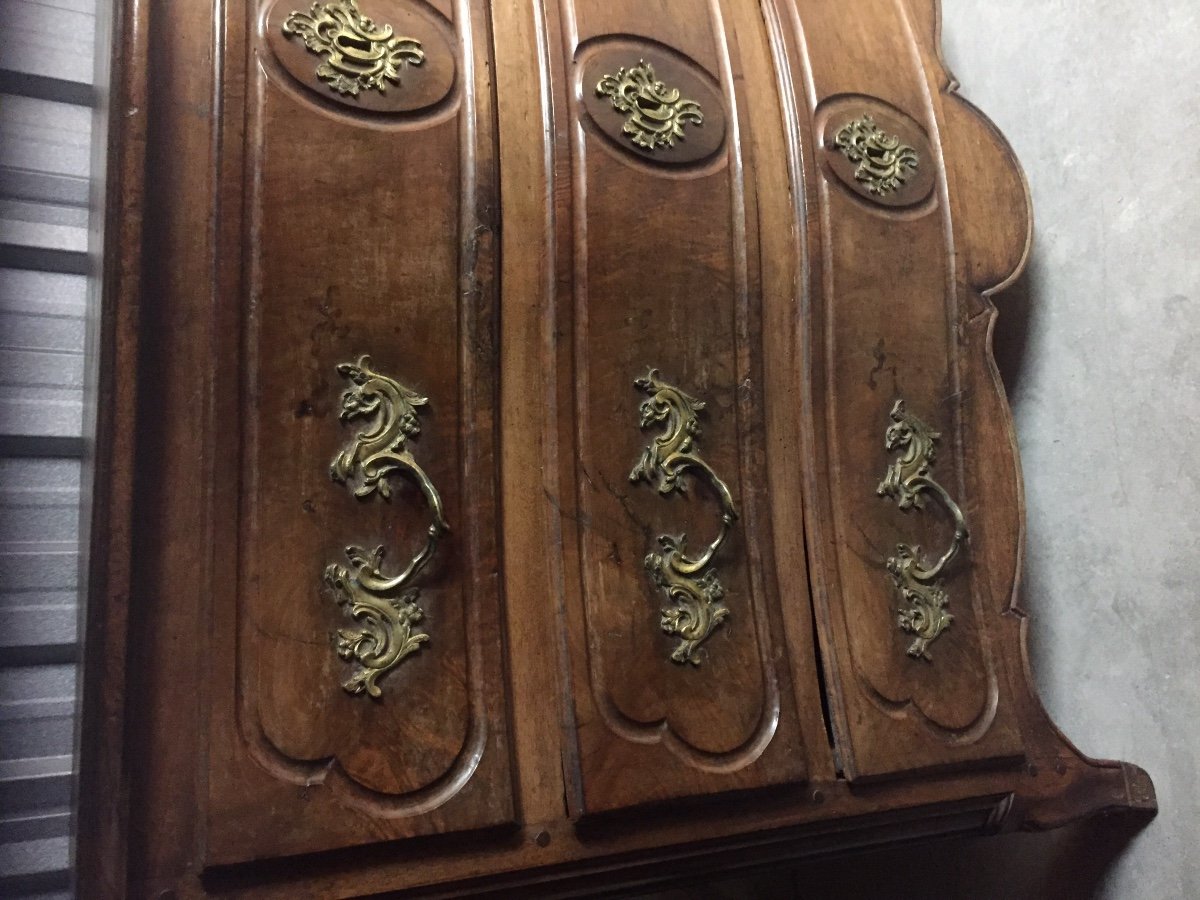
77 0 1154 895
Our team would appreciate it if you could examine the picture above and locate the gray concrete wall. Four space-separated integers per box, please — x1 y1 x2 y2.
942 0 1199 894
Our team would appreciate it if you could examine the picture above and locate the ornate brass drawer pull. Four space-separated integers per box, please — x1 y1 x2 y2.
324 355 448 697
630 369 739 665
876 399 968 661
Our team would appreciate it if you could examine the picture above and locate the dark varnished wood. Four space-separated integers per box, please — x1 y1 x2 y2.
781 0 1025 781
74 0 147 894
81 0 516 876
211 0 513 864
551 0 818 816
77 0 1154 895
205 0 514 864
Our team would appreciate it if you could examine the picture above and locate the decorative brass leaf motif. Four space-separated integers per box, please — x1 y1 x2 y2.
834 115 919 197
281 0 424 97
325 546 429 698
596 60 704 151
877 400 969 661
630 369 738 665
325 356 448 697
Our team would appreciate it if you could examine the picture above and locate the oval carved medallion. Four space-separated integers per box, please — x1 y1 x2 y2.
263 0 456 115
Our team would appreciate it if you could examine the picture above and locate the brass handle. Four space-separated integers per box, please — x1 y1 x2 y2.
324 355 448 698
630 369 739 665
877 399 968 661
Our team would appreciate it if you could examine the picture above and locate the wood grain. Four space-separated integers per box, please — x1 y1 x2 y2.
75 0 1154 895
552 0 816 816
781 0 1024 780
202 0 516 864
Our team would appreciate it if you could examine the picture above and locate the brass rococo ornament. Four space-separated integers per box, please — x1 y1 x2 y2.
877 399 968 661
834 114 919 196
281 0 425 97
325 356 448 697
630 369 739 665
596 60 704 151
325 545 431 698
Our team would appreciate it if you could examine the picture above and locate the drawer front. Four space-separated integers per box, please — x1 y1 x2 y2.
781 0 1026 780
551 0 826 815
204 0 514 863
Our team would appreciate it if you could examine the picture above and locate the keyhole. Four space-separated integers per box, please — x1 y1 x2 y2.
336 35 373 52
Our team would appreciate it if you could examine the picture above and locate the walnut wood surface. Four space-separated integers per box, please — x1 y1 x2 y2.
203 0 516 863
784 0 1025 781
76 0 1155 896
554 0 815 816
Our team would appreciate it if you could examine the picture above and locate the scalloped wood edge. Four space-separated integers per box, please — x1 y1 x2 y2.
916 0 1157 832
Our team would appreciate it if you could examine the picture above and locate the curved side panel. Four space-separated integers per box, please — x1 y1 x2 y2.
781 0 1025 780
555 0 812 815
204 0 513 865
